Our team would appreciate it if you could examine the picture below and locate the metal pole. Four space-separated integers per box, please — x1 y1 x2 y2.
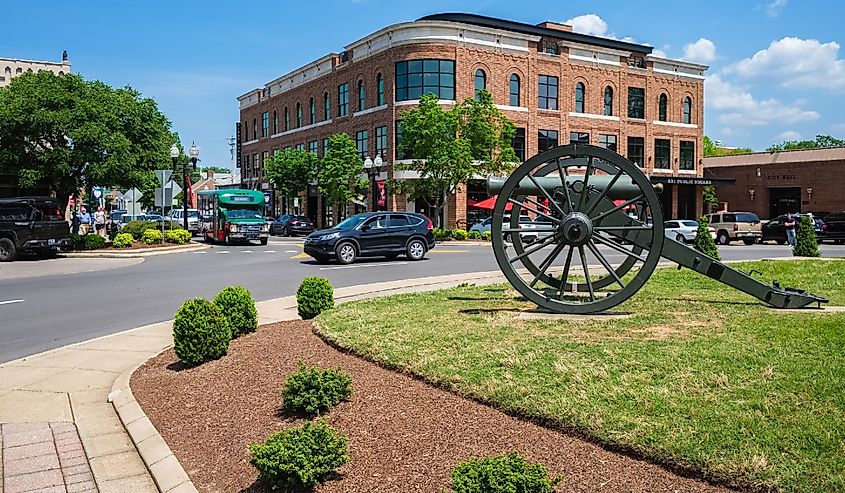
371 172 377 212
183 165 189 230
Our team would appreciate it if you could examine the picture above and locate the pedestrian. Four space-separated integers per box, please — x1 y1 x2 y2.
78 206 91 235
94 206 107 238
784 213 797 246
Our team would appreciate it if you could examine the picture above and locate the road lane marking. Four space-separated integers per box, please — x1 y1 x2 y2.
217 251 230 254
263 250 277 253
430 249 469 253
284 250 298 253
319 262 408 271
194 251 208 254
0 299 24 306
242 250 253 253
291 252 310 259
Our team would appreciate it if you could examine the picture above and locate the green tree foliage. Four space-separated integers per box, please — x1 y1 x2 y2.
172 298 231 367
693 216 720 260
450 451 561 493
319 133 367 212
281 362 352 416
767 134 845 152
702 185 719 213
703 136 753 157
213 285 258 338
793 215 820 257
0 71 175 199
200 166 231 174
398 91 517 227
296 277 335 319
264 149 317 212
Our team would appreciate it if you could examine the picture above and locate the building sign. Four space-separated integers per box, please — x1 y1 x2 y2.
766 174 797 181
655 177 716 186
230 195 254 202
235 122 242 168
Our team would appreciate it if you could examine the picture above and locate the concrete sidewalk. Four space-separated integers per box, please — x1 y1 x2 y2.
0 270 505 492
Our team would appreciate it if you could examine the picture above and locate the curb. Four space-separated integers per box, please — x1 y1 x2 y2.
64 242 209 258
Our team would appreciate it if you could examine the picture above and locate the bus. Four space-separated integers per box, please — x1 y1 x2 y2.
197 189 270 245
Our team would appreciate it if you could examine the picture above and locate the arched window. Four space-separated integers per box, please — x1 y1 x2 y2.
273 110 278 134
358 80 366 111
575 82 585 113
296 103 302 127
603 86 613 116
509 74 520 106
284 107 290 131
658 94 668 122
252 119 257 139
377 74 384 106
309 98 315 125
682 96 692 124
324 92 330 120
243 120 248 140
474 69 486 99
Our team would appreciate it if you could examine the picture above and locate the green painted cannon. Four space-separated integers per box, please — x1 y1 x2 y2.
486 144 828 314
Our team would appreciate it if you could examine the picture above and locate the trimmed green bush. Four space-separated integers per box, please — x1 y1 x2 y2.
481 231 492 241
213 285 257 338
282 361 352 416
296 277 334 319
793 215 820 257
141 228 163 245
452 228 468 240
249 420 349 490
468 230 481 240
451 451 562 493
71 233 106 250
112 233 134 248
172 298 231 367
693 215 720 260
165 229 192 244
434 228 450 241
121 220 156 240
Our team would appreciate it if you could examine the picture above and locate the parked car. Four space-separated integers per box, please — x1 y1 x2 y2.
304 212 435 264
0 197 71 261
469 215 535 241
822 212 845 244
117 214 147 230
663 220 716 243
144 213 163 222
761 214 825 244
270 215 315 236
707 212 762 245
469 217 493 235
167 209 200 234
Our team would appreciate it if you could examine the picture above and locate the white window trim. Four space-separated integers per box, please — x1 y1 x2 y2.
242 139 259 146
568 112 620 122
678 169 697 174
271 119 333 138
650 168 674 174
652 120 698 129
652 68 705 80
568 54 620 67
395 99 456 107
495 104 529 113
353 104 388 117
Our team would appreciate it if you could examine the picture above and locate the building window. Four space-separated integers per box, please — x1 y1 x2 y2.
375 126 387 157
284 107 289 131
243 154 249 175
574 82 585 113
272 111 278 134
308 140 318 156
395 121 405 159
395 59 455 101
295 143 304 151
509 74 520 106
598 134 617 152
658 93 668 122
512 128 525 161
474 69 486 99
603 86 613 116
358 80 366 111
355 130 368 158
538 75 558 110
377 73 384 106
309 98 315 125
682 97 692 124
680 141 695 170
570 132 590 145
261 112 269 138
324 92 330 120
338 83 349 117
322 138 329 156
543 41 559 55
252 153 258 174
628 87 645 119
296 103 302 127
538 129 559 152
627 137 644 167
252 119 257 139
243 120 248 141
655 139 671 168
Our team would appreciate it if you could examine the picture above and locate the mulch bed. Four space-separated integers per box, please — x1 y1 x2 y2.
131 321 733 493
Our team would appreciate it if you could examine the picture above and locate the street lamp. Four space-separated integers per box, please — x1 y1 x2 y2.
363 155 383 212
171 142 199 230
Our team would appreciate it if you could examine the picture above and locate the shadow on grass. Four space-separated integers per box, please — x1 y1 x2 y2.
447 296 506 301
659 297 762 307
459 308 523 315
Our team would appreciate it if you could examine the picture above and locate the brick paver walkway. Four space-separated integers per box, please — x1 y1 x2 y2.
1 422 97 493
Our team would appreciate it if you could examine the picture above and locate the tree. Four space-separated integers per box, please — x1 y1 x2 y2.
200 166 231 174
0 71 174 201
793 215 820 257
703 185 719 213
767 134 845 152
264 149 317 214
397 91 516 227
693 216 720 260
703 135 753 157
319 133 366 219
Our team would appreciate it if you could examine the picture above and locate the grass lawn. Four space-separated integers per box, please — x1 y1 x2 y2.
315 260 845 492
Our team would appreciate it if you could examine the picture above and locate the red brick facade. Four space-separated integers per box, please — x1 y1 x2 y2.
238 15 707 227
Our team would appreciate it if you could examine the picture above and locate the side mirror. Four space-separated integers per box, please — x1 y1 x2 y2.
361 224 370 231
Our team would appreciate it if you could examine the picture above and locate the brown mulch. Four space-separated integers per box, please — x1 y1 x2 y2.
131 321 733 493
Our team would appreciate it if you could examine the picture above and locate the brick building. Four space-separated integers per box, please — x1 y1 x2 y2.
237 13 708 228
703 146 845 219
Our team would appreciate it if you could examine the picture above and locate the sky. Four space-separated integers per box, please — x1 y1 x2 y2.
2 0 844 166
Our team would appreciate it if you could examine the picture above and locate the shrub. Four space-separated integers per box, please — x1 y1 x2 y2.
282 361 352 416
213 285 257 338
452 228 468 241
113 233 134 248
296 277 334 319
141 228 163 245
121 220 156 240
468 230 481 240
450 451 562 493
481 231 492 241
249 420 349 490
165 229 192 244
693 215 720 260
433 228 450 241
793 215 820 257
71 233 105 250
172 298 231 367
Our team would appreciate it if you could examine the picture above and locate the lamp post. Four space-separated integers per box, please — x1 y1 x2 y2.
171 143 199 230
363 155 383 212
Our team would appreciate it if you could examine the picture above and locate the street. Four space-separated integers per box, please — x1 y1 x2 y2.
1 236 843 363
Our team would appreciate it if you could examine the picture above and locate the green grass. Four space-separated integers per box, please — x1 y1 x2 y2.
315 260 845 492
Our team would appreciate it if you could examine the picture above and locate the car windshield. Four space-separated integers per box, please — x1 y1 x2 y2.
681 220 699 227
335 215 368 230
225 208 263 219
187 211 199 218
735 213 760 223
294 216 311 222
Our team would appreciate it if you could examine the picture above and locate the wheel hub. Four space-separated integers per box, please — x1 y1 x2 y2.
560 212 593 246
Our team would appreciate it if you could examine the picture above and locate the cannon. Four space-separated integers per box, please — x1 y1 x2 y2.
486 144 828 314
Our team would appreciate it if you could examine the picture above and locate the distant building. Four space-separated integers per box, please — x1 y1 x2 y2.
0 51 71 88
190 170 243 208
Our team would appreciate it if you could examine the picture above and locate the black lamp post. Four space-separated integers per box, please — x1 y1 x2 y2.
363 154 383 212
170 142 199 230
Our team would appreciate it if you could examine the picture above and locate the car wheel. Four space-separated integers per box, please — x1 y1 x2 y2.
0 238 17 262
503 232 512 243
260 238 268 246
717 231 730 245
406 238 426 261
675 233 685 243
776 239 786 245
743 239 756 245
223 234 231 246
335 242 357 265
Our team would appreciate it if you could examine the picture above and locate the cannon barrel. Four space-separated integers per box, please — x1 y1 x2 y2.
487 175 647 200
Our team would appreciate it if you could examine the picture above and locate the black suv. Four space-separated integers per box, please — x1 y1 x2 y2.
823 212 845 244
304 212 435 264
270 214 315 236
0 197 71 261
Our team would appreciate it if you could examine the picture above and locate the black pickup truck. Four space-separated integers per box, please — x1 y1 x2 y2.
0 196 71 261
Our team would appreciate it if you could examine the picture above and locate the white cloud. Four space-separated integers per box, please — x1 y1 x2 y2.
564 14 607 36
776 130 801 141
766 0 787 17
682 38 717 64
731 37 845 91
705 74 820 126
652 49 668 58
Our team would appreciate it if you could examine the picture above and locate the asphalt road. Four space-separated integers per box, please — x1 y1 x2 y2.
1 236 843 363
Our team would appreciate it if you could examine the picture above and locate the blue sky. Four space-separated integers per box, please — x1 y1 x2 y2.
3 0 843 166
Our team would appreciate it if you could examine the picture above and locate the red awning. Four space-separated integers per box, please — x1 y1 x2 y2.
469 196 512 211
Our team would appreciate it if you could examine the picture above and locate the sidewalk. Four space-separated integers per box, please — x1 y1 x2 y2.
0 270 505 492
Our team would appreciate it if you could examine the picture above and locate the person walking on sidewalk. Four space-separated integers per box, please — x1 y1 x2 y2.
78 206 92 235
94 206 107 238
784 213 797 246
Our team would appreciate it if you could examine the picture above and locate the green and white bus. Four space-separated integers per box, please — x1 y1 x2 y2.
197 189 269 245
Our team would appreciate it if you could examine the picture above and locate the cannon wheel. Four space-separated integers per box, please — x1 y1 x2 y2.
491 144 665 314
